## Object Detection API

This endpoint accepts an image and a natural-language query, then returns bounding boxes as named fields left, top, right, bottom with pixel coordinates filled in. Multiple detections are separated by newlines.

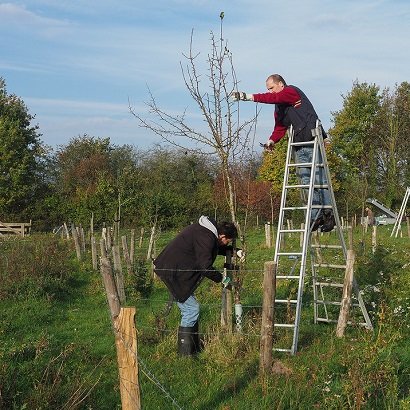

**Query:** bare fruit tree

left=129, top=15, right=257, bottom=233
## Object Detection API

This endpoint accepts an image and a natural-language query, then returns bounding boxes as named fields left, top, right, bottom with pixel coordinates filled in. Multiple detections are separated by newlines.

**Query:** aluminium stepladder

left=272, top=122, right=373, bottom=355
left=391, top=187, right=410, bottom=238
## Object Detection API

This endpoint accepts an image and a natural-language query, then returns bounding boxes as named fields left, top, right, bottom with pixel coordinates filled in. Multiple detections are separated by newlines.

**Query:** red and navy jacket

left=253, top=85, right=326, bottom=144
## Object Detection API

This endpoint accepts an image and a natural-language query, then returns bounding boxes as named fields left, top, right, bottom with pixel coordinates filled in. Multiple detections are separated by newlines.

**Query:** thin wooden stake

left=113, top=245, right=126, bottom=304
left=100, top=256, right=120, bottom=321
left=372, top=225, right=377, bottom=253
left=336, top=250, right=355, bottom=338
left=265, top=223, right=272, bottom=248
left=122, top=235, right=133, bottom=276
left=91, top=236, right=98, bottom=270
left=71, top=223, right=82, bottom=261
left=260, top=261, right=276, bottom=374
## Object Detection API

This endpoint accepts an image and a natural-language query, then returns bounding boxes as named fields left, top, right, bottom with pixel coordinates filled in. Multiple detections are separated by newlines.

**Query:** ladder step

left=314, top=282, right=343, bottom=288
left=290, top=141, right=315, bottom=147
left=273, top=323, right=296, bottom=328
left=276, top=252, right=303, bottom=256
left=276, top=275, right=300, bottom=280
left=311, top=244, right=343, bottom=249
left=315, top=300, right=361, bottom=307
left=279, top=229, right=305, bottom=233
left=288, top=162, right=325, bottom=168
left=314, top=263, right=347, bottom=269
left=273, top=348, right=293, bottom=353
left=316, top=318, right=370, bottom=327
left=283, top=206, right=308, bottom=210
left=311, top=205, right=333, bottom=209
left=285, top=184, right=329, bottom=189
left=275, top=299, right=297, bottom=304
left=285, top=184, right=310, bottom=189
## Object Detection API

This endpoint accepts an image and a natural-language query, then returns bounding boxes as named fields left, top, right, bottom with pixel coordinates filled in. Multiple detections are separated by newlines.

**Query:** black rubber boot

left=177, top=325, right=197, bottom=356
left=177, top=321, right=201, bottom=356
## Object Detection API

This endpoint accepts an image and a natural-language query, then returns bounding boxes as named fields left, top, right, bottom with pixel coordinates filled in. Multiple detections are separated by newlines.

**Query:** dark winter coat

left=153, top=217, right=224, bottom=303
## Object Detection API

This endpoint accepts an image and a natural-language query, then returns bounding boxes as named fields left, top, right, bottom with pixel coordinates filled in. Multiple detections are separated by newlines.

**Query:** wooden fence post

left=130, top=229, right=135, bottom=266
left=106, top=227, right=112, bottom=252
left=372, top=225, right=377, bottom=253
left=122, top=235, right=134, bottom=276
left=100, top=257, right=121, bottom=321
left=336, top=250, right=355, bottom=338
left=407, top=217, right=410, bottom=238
left=115, top=307, right=141, bottom=410
left=100, top=238, right=107, bottom=259
left=112, top=245, right=126, bottom=304
left=260, top=261, right=276, bottom=375
left=265, top=223, right=272, bottom=248
left=80, top=226, right=86, bottom=253
left=138, top=227, right=144, bottom=248
left=63, top=222, right=70, bottom=239
left=91, top=236, right=98, bottom=270
left=348, top=226, right=353, bottom=251
left=71, top=224, right=82, bottom=261
left=146, top=225, right=156, bottom=261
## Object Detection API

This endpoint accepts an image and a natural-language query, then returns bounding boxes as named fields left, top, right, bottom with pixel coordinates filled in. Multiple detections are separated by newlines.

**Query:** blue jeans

left=293, top=146, right=331, bottom=221
left=177, top=295, right=200, bottom=327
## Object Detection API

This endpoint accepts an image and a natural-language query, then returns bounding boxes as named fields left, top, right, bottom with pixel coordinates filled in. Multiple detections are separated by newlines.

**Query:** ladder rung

left=285, top=184, right=310, bottom=189
left=291, top=141, right=315, bottom=146
left=316, top=318, right=369, bottom=327
left=311, top=244, right=343, bottom=249
left=288, top=162, right=324, bottom=168
left=276, top=252, right=303, bottom=256
left=273, top=323, right=296, bottom=328
left=315, top=282, right=343, bottom=288
left=285, top=184, right=329, bottom=189
left=311, top=205, right=333, bottom=209
left=283, top=206, right=308, bottom=210
left=315, top=300, right=362, bottom=308
left=280, top=229, right=305, bottom=233
left=273, top=348, right=293, bottom=353
left=315, top=300, right=342, bottom=306
left=276, top=275, right=300, bottom=280
left=314, top=263, right=347, bottom=269
left=275, top=299, right=297, bottom=304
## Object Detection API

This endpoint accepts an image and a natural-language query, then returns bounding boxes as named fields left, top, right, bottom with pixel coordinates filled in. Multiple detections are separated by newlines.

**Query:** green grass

left=0, top=225, right=409, bottom=409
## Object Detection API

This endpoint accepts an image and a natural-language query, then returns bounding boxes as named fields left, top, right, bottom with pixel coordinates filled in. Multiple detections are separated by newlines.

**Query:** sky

left=1, top=0, right=409, bottom=151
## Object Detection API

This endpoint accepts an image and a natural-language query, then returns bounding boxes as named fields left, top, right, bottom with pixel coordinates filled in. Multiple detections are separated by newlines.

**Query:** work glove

left=222, top=275, right=231, bottom=288
left=236, top=249, right=246, bottom=263
left=261, top=140, right=275, bottom=151
left=230, top=91, right=253, bottom=102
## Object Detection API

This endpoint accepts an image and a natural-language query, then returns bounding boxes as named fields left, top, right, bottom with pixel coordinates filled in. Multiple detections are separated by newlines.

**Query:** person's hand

left=230, top=91, right=253, bottom=102
left=236, top=249, right=246, bottom=263
left=261, top=140, right=275, bottom=151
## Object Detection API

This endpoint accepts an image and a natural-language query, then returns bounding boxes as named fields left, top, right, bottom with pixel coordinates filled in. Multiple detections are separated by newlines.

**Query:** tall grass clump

left=0, top=234, right=75, bottom=300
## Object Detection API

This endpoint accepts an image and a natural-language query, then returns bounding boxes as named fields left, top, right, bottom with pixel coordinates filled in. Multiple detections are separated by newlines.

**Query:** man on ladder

left=231, top=75, right=372, bottom=354
left=231, top=73, right=335, bottom=232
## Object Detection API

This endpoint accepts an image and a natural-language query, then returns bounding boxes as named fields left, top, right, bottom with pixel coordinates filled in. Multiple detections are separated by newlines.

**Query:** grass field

left=1, top=224, right=409, bottom=409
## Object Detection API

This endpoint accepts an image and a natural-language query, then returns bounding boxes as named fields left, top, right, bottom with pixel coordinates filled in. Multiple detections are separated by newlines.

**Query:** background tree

left=0, top=77, right=48, bottom=222
left=53, top=136, right=128, bottom=225
left=328, top=81, right=381, bottom=213
left=329, top=80, right=410, bottom=213
left=372, top=82, right=410, bottom=208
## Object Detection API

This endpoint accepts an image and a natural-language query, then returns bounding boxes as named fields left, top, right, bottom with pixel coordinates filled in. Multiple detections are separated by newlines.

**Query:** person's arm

left=269, top=112, right=288, bottom=143
left=193, top=233, right=222, bottom=283
left=253, top=86, right=301, bottom=105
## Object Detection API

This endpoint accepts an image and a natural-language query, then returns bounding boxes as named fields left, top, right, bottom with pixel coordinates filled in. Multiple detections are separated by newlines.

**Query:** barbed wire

left=137, top=355, right=184, bottom=410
